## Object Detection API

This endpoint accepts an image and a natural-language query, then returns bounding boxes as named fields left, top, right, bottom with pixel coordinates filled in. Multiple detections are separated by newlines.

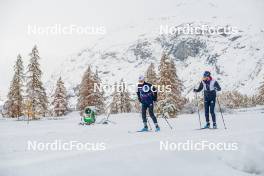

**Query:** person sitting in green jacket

left=83, top=107, right=96, bottom=124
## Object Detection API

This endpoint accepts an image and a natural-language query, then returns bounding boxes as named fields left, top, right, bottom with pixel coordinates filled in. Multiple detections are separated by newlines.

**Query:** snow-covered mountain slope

left=46, top=0, right=264, bottom=99
left=1, top=107, right=264, bottom=176
left=0, top=95, right=4, bottom=114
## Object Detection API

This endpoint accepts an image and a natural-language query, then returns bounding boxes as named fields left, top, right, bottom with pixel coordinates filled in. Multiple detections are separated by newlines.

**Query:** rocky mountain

left=46, top=1, right=264, bottom=104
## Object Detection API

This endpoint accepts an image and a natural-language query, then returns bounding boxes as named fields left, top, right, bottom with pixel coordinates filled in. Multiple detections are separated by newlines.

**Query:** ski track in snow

left=0, top=107, right=264, bottom=176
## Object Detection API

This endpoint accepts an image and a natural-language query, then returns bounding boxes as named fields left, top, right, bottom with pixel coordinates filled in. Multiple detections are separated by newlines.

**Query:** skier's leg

left=210, top=98, right=216, bottom=124
left=141, top=104, right=148, bottom=128
left=148, top=104, right=158, bottom=124
left=204, top=100, right=210, bottom=123
left=148, top=104, right=159, bottom=131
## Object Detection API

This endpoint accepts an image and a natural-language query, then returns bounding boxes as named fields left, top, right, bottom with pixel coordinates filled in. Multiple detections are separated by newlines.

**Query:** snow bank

left=0, top=108, right=263, bottom=176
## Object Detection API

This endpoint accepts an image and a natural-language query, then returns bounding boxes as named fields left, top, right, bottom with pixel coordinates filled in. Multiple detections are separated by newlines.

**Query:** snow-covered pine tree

left=5, top=54, right=24, bottom=118
left=110, top=79, right=132, bottom=114
left=92, top=69, right=105, bottom=114
left=26, top=45, right=48, bottom=119
left=257, top=78, right=264, bottom=105
left=109, top=82, right=119, bottom=114
left=145, top=63, right=158, bottom=85
left=157, top=53, right=185, bottom=117
left=78, top=66, right=94, bottom=111
left=120, top=79, right=132, bottom=113
left=131, top=99, right=141, bottom=112
left=78, top=66, right=104, bottom=112
left=169, top=58, right=186, bottom=107
left=52, top=77, right=68, bottom=116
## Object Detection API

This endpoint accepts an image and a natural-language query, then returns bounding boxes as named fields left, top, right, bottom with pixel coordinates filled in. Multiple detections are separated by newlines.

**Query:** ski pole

left=161, top=113, right=173, bottom=130
left=154, top=102, right=173, bottom=130
left=195, top=92, right=202, bottom=129
left=216, top=97, right=227, bottom=129
left=147, top=118, right=152, bottom=130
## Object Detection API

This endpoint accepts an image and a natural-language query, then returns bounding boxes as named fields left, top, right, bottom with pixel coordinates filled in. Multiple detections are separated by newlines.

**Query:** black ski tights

left=204, top=98, right=216, bottom=123
left=142, top=104, right=158, bottom=124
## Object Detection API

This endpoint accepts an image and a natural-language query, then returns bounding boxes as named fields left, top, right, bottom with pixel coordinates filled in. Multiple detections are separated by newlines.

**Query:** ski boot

left=213, top=123, right=217, bottom=129
left=203, top=123, right=210, bottom=129
left=155, top=125, right=160, bottom=132
left=139, top=126, right=149, bottom=132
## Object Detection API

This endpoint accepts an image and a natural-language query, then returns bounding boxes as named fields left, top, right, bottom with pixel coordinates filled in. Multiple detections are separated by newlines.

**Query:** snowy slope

left=0, top=96, right=4, bottom=115
left=46, top=0, right=264, bottom=101
left=0, top=107, right=264, bottom=176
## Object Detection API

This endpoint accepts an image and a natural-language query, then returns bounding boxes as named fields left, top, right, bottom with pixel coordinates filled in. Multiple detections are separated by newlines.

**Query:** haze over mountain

left=1, top=0, right=263, bottom=102
left=46, top=0, right=264, bottom=103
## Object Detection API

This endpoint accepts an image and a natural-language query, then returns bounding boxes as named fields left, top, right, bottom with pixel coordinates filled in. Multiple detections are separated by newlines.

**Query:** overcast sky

left=0, top=0, right=179, bottom=97
left=0, top=0, right=263, bottom=98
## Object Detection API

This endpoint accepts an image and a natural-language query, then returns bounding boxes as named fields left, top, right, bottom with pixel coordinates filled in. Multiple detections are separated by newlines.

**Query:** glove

left=193, top=89, right=198, bottom=92
left=214, top=88, right=220, bottom=91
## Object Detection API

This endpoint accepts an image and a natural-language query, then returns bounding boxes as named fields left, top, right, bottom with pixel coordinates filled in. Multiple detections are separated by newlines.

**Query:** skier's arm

left=194, top=82, right=203, bottom=92
left=137, top=85, right=141, bottom=102
left=152, top=85, right=157, bottom=101
left=214, top=81, right=221, bottom=91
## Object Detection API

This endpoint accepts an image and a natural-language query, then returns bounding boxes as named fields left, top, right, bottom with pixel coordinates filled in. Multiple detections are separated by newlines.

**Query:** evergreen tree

left=6, top=54, right=24, bottom=117
left=145, top=63, right=157, bottom=85
left=77, top=66, right=105, bottom=113
left=92, top=69, right=105, bottom=114
left=257, top=78, right=264, bottom=105
left=119, top=80, right=132, bottom=113
left=110, top=79, right=132, bottom=114
left=78, top=66, right=94, bottom=110
left=157, top=53, right=185, bottom=117
left=169, top=58, right=185, bottom=106
left=110, top=82, right=119, bottom=114
left=52, top=77, right=68, bottom=116
left=26, top=45, right=48, bottom=119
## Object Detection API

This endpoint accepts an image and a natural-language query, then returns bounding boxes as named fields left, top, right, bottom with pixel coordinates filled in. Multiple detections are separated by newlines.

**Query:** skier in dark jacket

left=194, top=71, right=221, bottom=129
left=137, top=75, right=160, bottom=132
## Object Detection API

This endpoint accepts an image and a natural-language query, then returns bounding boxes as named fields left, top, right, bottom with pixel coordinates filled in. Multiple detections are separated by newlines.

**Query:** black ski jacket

left=137, top=82, right=157, bottom=103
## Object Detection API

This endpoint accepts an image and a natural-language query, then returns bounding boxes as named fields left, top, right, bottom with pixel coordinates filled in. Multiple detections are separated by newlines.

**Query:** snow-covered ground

left=0, top=107, right=264, bottom=176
